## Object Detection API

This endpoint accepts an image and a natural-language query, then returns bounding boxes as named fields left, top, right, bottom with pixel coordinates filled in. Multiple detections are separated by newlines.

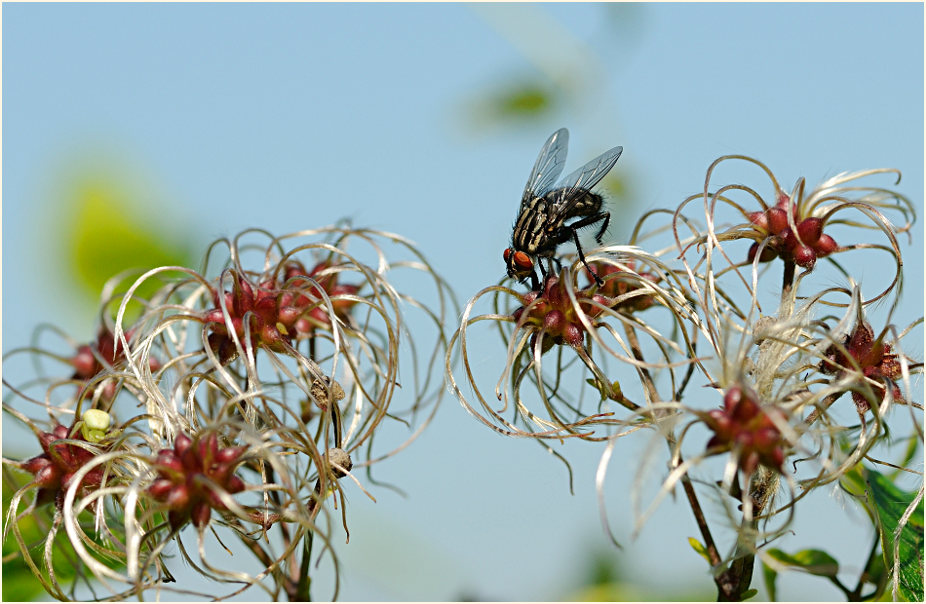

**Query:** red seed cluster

left=512, top=274, right=609, bottom=349
left=283, top=261, right=361, bottom=331
left=585, top=261, right=661, bottom=312
left=70, top=327, right=160, bottom=399
left=703, top=385, right=786, bottom=475
left=148, top=432, right=246, bottom=530
left=747, top=192, right=837, bottom=269
left=204, top=261, right=360, bottom=361
left=820, top=322, right=905, bottom=413
left=21, top=424, right=106, bottom=509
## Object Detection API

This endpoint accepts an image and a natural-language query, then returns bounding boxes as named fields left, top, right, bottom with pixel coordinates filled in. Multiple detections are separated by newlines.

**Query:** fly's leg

left=593, top=212, right=610, bottom=244
left=559, top=212, right=609, bottom=285
left=572, top=231, right=602, bottom=286
left=534, top=257, right=553, bottom=290
left=528, top=268, right=541, bottom=292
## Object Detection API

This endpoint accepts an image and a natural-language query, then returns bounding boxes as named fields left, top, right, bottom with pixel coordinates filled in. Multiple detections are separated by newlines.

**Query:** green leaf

left=586, top=378, right=622, bottom=403
left=863, top=468, right=924, bottom=602
left=688, top=537, right=711, bottom=564
left=483, top=81, right=554, bottom=120
left=3, top=473, right=129, bottom=599
left=896, top=435, right=921, bottom=477
left=840, top=462, right=868, bottom=499
left=761, top=559, right=779, bottom=601
left=2, top=480, right=73, bottom=600
left=765, top=547, right=839, bottom=578
left=50, top=168, right=197, bottom=319
left=741, top=588, right=758, bottom=600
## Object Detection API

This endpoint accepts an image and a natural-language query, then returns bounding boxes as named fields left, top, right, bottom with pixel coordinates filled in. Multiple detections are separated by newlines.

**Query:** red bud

left=165, top=485, right=191, bottom=510
left=748, top=211, right=769, bottom=230
left=148, top=478, right=174, bottom=500
left=34, top=464, right=62, bottom=488
left=796, top=217, right=823, bottom=245
left=191, top=501, right=212, bottom=528
left=563, top=323, right=584, bottom=348
left=793, top=245, right=817, bottom=269
left=766, top=207, right=789, bottom=234
left=814, top=234, right=837, bottom=257
left=543, top=310, right=566, bottom=332
left=215, top=446, right=244, bottom=465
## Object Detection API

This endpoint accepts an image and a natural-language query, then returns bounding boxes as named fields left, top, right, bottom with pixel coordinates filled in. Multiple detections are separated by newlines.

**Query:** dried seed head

left=326, top=447, right=352, bottom=478
left=310, top=376, right=346, bottom=411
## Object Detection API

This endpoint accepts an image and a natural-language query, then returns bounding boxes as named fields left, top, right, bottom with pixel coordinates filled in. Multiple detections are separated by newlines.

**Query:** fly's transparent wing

left=548, top=144, right=623, bottom=210
left=520, top=128, right=569, bottom=210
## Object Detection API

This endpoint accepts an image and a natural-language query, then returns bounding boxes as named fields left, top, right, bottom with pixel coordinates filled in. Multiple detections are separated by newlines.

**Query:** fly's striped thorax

left=513, top=197, right=556, bottom=254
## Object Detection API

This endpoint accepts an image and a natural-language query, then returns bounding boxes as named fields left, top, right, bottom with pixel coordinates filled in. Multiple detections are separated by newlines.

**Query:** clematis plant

left=3, top=225, right=454, bottom=601
left=448, top=156, right=922, bottom=601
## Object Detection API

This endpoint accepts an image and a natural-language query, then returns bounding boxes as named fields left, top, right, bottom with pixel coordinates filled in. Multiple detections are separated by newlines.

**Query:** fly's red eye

left=513, top=251, right=533, bottom=270
left=503, top=248, right=513, bottom=262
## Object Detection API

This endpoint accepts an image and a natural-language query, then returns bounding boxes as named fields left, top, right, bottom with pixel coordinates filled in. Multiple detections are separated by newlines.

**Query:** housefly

left=504, top=128, right=623, bottom=290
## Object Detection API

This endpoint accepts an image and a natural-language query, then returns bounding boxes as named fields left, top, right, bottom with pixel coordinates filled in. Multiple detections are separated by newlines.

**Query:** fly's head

left=504, top=247, right=536, bottom=285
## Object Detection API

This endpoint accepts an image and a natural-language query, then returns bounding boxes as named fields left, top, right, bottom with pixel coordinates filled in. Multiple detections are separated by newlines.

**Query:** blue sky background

left=3, top=3, right=923, bottom=601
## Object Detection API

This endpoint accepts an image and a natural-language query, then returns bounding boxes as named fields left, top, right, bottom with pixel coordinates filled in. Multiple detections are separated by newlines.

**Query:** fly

left=504, top=128, right=623, bottom=290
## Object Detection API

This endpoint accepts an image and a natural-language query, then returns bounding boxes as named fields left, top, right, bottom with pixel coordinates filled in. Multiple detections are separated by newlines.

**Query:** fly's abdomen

left=546, top=188, right=603, bottom=217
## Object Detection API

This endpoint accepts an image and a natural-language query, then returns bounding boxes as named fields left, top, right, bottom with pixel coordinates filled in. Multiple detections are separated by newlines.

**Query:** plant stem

left=716, top=464, right=779, bottom=600
left=678, top=458, right=723, bottom=567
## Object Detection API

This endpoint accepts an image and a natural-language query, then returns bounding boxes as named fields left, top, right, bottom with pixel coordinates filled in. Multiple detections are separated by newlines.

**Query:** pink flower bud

left=148, top=478, right=174, bottom=500
left=796, top=217, right=823, bottom=245
left=747, top=242, right=777, bottom=263
left=277, top=305, right=301, bottom=327
left=22, top=455, right=53, bottom=476
left=226, top=475, right=245, bottom=494
left=202, top=309, right=226, bottom=324
left=563, top=322, right=584, bottom=348
left=191, top=501, right=212, bottom=528
left=156, top=449, right=181, bottom=470
left=166, top=484, right=191, bottom=510
left=748, top=211, right=769, bottom=230
left=723, top=386, right=743, bottom=410
left=793, top=245, right=817, bottom=269
left=766, top=207, right=789, bottom=234
left=814, top=234, right=837, bottom=257
left=232, top=278, right=254, bottom=314
left=261, top=324, right=284, bottom=346
left=753, top=427, right=781, bottom=449
left=72, top=345, right=98, bottom=378
left=543, top=310, right=566, bottom=332
left=766, top=447, right=785, bottom=469
left=174, top=433, right=192, bottom=452
left=775, top=191, right=790, bottom=209
left=254, top=295, right=277, bottom=318
left=199, top=433, right=219, bottom=461
left=34, top=463, right=62, bottom=488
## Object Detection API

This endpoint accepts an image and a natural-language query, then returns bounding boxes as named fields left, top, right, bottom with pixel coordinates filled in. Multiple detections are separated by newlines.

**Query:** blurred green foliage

left=50, top=168, right=197, bottom=321
left=837, top=462, right=924, bottom=602
left=2, top=474, right=76, bottom=601
left=559, top=546, right=714, bottom=601
left=470, top=78, right=556, bottom=124
left=857, top=468, right=923, bottom=601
